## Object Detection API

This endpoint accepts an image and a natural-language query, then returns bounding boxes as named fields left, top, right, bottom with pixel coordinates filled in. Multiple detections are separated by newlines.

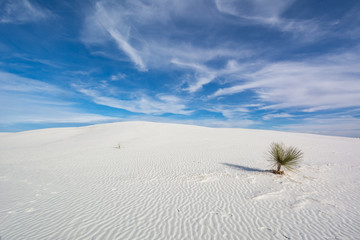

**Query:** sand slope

left=1, top=121, right=360, bottom=239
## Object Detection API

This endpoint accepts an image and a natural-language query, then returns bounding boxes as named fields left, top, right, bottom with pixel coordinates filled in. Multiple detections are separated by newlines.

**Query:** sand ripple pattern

left=1, top=122, right=360, bottom=239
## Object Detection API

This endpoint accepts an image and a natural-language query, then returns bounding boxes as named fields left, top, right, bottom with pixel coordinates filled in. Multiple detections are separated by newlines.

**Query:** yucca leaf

left=268, top=142, right=303, bottom=173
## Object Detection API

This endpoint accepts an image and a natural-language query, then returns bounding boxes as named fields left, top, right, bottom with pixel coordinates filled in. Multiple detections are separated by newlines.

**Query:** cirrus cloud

left=0, top=0, right=52, bottom=24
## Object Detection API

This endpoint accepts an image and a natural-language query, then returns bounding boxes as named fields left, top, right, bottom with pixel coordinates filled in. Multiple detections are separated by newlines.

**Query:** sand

left=0, top=121, right=359, bottom=239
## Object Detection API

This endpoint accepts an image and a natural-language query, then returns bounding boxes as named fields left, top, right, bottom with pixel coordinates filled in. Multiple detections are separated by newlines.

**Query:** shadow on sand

left=221, top=163, right=270, bottom=173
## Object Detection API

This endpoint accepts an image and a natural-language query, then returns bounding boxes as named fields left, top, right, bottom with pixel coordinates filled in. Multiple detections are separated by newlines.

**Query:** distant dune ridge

left=0, top=121, right=359, bottom=239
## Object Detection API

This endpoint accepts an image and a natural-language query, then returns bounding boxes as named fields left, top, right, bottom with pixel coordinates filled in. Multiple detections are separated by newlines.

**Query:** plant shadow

left=221, top=163, right=270, bottom=173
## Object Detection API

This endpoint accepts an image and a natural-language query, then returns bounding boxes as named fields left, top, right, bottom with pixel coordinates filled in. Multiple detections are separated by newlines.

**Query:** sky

left=0, top=0, right=360, bottom=137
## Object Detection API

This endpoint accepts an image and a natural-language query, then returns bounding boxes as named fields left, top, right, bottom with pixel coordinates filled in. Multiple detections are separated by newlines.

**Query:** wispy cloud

left=9, top=54, right=62, bottom=68
left=339, top=5, right=360, bottom=40
left=120, top=115, right=257, bottom=129
left=0, top=71, right=64, bottom=94
left=212, top=49, right=360, bottom=112
left=279, top=115, right=360, bottom=137
left=215, top=0, right=323, bottom=41
left=168, top=118, right=257, bottom=129
left=76, top=87, right=193, bottom=115
left=107, top=28, right=147, bottom=71
left=171, top=59, right=217, bottom=93
left=262, top=113, right=293, bottom=120
left=81, top=0, right=357, bottom=97
left=0, top=0, right=52, bottom=24
left=0, top=97, right=118, bottom=125
left=205, top=105, right=249, bottom=119
left=110, top=73, right=126, bottom=81
left=0, top=71, right=117, bottom=125
left=82, top=1, right=146, bottom=70
left=1, top=0, right=359, bottom=137
left=171, top=58, right=256, bottom=93
left=82, top=0, right=253, bottom=87
left=215, top=0, right=294, bottom=23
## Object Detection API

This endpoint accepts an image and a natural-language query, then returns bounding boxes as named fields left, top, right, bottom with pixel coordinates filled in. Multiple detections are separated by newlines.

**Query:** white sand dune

left=1, top=121, right=360, bottom=239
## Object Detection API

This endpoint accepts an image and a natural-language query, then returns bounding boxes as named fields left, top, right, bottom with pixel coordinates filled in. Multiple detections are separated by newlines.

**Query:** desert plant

left=267, top=142, right=303, bottom=174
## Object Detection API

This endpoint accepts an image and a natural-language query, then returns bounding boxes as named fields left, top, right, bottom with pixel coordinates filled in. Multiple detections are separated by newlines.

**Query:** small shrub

left=267, top=142, right=303, bottom=174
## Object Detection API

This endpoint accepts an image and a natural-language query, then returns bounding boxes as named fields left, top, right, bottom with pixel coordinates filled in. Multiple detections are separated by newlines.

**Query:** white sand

left=1, top=121, right=359, bottom=239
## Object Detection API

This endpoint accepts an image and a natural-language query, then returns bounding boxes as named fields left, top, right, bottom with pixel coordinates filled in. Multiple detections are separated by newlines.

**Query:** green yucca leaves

left=268, top=142, right=303, bottom=173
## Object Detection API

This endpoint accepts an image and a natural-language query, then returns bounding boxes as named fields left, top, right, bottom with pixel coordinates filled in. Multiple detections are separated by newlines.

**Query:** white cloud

left=215, top=0, right=294, bottom=23
left=0, top=71, right=64, bottom=94
left=0, top=106, right=118, bottom=125
left=79, top=0, right=359, bottom=138
left=76, top=88, right=193, bottom=115
left=81, top=0, right=253, bottom=90
left=106, top=28, right=146, bottom=71
left=171, top=59, right=217, bottom=92
left=0, top=0, right=52, bottom=24
left=122, top=115, right=257, bottom=129
left=262, top=113, right=293, bottom=120
left=171, top=58, right=255, bottom=93
left=212, top=49, right=360, bottom=112
left=278, top=116, right=360, bottom=137
left=173, top=118, right=257, bottom=128
left=83, top=1, right=146, bottom=70
left=0, top=92, right=118, bottom=125
left=205, top=105, right=249, bottom=119
left=211, top=80, right=264, bottom=98
left=0, top=72, right=117, bottom=125
left=215, top=0, right=323, bottom=41
left=110, top=73, right=126, bottom=81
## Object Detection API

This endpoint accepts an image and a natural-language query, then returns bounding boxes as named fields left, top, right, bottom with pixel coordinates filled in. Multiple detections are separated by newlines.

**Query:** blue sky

left=1, top=0, right=360, bottom=137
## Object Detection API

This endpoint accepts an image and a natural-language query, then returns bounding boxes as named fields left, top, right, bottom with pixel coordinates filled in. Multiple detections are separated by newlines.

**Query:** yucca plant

left=268, top=142, right=303, bottom=174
